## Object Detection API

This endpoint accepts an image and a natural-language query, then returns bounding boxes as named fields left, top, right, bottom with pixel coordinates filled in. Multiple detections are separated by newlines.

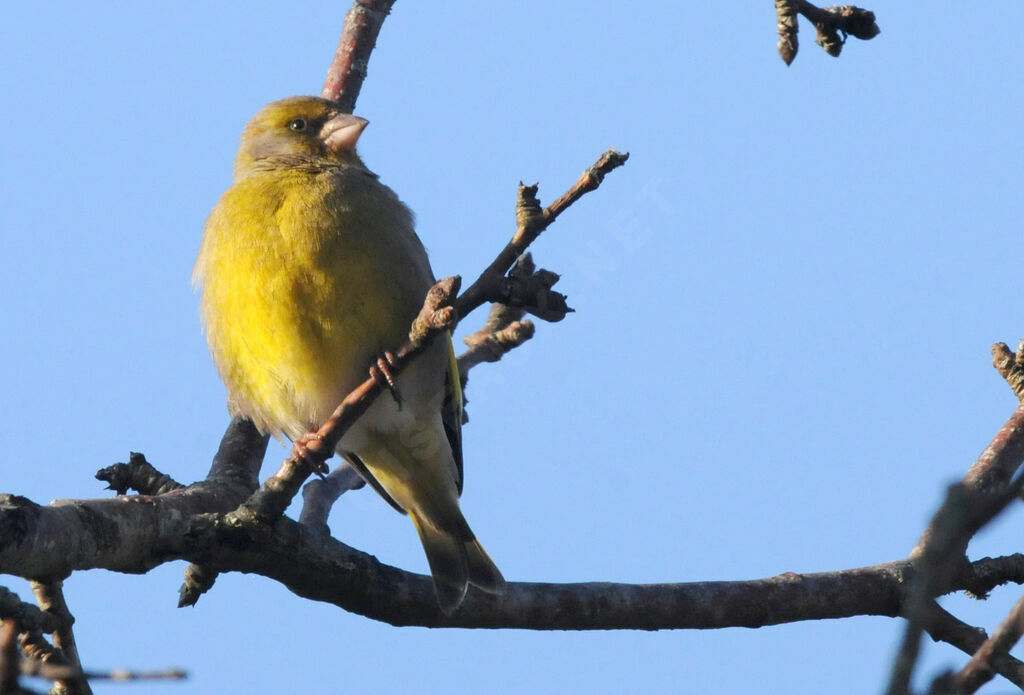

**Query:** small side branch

left=298, top=465, right=365, bottom=529
left=29, top=581, right=89, bottom=695
left=887, top=348, right=1024, bottom=693
left=915, top=602, right=1024, bottom=689
left=236, top=150, right=627, bottom=524
left=993, top=340, right=1024, bottom=403
left=952, top=592, right=1024, bottom=692
left=0, top=590, right=57, bottom=636
left=177, top=563, right=219, bottom=608
left=454, top=149, right=628, bottom=318
left=775, top=1, right=880, bottom=64
left=95, top=453, right=184, bottom=496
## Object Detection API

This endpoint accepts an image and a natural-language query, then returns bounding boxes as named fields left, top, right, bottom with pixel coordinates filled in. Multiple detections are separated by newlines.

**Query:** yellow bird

left=193, top=96, right=504, bottom=613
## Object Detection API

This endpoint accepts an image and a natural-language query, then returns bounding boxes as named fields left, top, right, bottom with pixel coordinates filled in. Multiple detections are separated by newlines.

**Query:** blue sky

left=3, top=2, right=1024, bottom=693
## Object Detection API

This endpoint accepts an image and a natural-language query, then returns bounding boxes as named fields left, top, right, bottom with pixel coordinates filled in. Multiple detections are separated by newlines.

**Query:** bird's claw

left=369, top=351, right=403, bottom=408
left=291, top=431, right=331, bottom=477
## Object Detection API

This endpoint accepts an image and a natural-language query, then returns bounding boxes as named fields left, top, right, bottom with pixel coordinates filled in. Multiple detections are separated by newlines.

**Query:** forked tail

left=410, top=511, right=505, bottom=614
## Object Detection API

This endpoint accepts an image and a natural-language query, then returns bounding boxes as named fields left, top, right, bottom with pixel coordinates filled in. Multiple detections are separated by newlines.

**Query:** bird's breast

left=197, top=167, right=436, bottom=437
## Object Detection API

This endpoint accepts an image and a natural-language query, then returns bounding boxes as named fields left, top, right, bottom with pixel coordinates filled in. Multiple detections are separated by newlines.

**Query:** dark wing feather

left=441, top=333, right=465, bottom=494
left=341, top=451, right=406, bottom=514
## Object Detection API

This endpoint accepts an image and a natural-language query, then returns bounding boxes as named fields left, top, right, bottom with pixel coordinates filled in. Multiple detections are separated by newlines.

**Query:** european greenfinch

left=193, top=96, right=504, bottom=613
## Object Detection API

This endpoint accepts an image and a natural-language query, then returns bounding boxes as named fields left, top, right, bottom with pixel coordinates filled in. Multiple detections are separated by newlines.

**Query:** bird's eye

left=288, top=118, right=308, bottom=132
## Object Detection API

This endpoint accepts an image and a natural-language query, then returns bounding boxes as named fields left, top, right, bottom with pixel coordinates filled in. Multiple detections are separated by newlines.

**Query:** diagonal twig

left=951, top=591, right=1024, bottom=692
left=30, top=581, right=90, bottom=695
left=887, top=350, right=1024, bottom=693
left=238, top=150, right=627, bottom=523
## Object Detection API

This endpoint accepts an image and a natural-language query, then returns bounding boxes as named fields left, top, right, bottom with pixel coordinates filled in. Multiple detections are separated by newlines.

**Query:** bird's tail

left=410, top=511, right=505, bottom=615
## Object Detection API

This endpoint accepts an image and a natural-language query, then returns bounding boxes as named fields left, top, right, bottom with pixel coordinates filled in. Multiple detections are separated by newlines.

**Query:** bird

left=193, top=95, right=505, bottom=613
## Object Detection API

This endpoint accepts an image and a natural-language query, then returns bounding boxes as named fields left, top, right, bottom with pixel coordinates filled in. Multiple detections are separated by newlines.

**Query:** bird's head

left=234, top=96, right=369, bottom=178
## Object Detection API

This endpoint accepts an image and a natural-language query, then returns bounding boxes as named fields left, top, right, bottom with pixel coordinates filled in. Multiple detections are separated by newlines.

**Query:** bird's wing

left=441, top=331, right=465, bottom=494
left=342, top=451, right=406, bottom=514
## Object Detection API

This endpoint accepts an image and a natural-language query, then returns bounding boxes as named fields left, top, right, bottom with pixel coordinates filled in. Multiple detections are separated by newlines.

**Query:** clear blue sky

left=3, top=2, right=1024, bottom=693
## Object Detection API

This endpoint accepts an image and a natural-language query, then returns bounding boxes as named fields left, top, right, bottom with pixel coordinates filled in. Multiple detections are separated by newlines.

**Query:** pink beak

left=322, top=113, right=369, bottom=153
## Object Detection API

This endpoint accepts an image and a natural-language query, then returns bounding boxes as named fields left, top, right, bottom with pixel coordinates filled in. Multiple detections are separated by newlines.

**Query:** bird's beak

left=321, top=113, right=369, bottom=153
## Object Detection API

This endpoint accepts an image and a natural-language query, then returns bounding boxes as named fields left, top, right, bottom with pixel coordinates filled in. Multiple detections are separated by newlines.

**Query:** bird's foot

left=291, top=431, right=331, bottom=477
left=369, top=351, right=403, bottom=409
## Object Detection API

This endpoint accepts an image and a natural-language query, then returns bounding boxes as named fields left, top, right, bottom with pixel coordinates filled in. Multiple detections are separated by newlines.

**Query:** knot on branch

left=775, top=0, right=799, bottom=65
left=992, top=341, right=1024, bottom=402
left=777, top=2, right=879, bottom=64
left=815, top=5, right=880, bottom=56
left=178, top=563, right=218, bottom=608
left=0, top=588, right=58, bottom=635
left=95, top=452, right=184, bottom=496
left=0, top=495, right=40, bottom=545
left=831, top=5, right=880, bottom=40
left=409, top=276, right=461, bottom=346
left=815, top=23, right=843, bottom=57
left=513, top=184, right=544, bottom=246
left=960, top=554, right=1024, bottom=600
left=496, top=253, right=572, bottom=322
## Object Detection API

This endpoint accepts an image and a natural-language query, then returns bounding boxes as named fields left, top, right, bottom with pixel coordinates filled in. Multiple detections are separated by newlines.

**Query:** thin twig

left=458, top=307, right=535, bottom=379
left=20, top=661, right=185, bottom=683
left=952, top=592, right=1024, bottom=692
left=457, top=254, right=539, bottom=380
left=30, top=581, right=89, bottom=695
left=889, top=404, right=1024, bottom=694
left=455, top=150, right=629, bottom=316
left=916, top=601, right=1024, bottom=689
left=238, top=150, right=627, bottom=522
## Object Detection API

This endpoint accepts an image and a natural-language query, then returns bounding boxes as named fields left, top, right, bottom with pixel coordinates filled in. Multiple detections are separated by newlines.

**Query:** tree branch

left=29, top=581, right=89, bottom=695
left=95, top=453, right=184, bottom=496
left=775, top=1, right=880, bottom=64
left=915, top=602, right=1024, bottom=690
left=298, top=465, right=365, bottom=530
left=175, top=499, right=1024, bottom=631
left=321, top=0, right=397, bottom=112
left=237, top=149, right=627, bottom=524
left=952, top=592, right=1024, bottom=692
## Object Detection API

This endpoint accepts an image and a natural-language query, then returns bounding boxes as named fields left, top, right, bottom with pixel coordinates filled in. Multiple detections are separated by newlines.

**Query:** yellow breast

left=193, top=164, right=434, bottom=438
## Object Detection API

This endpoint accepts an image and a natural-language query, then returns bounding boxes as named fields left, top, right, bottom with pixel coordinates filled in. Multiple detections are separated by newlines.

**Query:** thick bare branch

left=321, top=0, right=397, bottom=112
left=176, top=504, right=1024, bottom=631
left=0, top=470, right=257, bottom=580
